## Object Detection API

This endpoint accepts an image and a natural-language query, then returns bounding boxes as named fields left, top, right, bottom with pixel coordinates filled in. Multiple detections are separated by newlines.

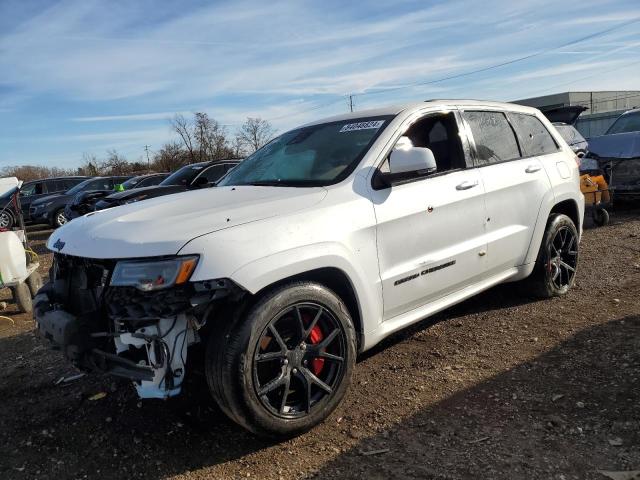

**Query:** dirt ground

left=1, top=212, right=639, bottom=480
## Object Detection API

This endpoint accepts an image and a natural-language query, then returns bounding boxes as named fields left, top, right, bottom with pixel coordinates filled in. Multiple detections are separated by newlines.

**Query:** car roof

left=24, top=175, right=87, bottom=184
left=129, top=172, right=169, bottom=178
left=618, top=108, right=640, bottom=117
left=303, top=99, right=540, bottom=127
left=206, top=159, right=242, bottom=164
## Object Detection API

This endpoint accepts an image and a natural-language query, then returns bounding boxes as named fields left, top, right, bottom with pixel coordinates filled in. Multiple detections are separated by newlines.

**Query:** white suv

left=35, top=100, right=584, bottom=437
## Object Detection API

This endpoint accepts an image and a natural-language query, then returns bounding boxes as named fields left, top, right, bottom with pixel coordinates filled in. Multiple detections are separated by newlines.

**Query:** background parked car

left=30, top=176, right=130, bottom=227
left=65, top=172, right=169, bottom=221
left=542, top=106, right=589, bottom=158
left=117, top=172, right=170, bottom=190
left=584, top=108, right=640, bottom=201
left=94, top=160, right=240, bottom=211
left=0, top=176, right=86, bottom=229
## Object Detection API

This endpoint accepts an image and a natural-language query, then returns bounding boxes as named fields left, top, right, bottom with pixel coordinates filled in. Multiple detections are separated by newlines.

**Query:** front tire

left=0, top=210, right=14, bottom=229
left=52, top=209, right=67, bottom=228
left=26, top=271, right=43, bottom=297
left=11, top=283, right=33, bottom=313
left=205, top=282, right=357, bottom=438
left=527, top=213, right=579, bottom=298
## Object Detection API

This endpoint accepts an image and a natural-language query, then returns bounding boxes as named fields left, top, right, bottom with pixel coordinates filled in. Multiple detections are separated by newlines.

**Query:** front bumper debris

left=35, top=252, right=241, bottom=399
left=35, top=286, right=156, bottom=384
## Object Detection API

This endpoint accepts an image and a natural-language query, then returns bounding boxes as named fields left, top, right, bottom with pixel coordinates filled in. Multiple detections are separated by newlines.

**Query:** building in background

left=514, top=91, right=640, bottom=138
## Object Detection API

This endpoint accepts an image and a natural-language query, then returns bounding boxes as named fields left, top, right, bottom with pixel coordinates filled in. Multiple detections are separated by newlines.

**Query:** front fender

left=178, top=199, right=382, bottom=338
left=233, top=243, right=382, bottom=340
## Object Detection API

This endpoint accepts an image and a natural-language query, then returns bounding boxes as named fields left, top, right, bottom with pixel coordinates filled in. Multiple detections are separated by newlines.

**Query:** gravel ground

left=1, top=212, right=639, bottom=480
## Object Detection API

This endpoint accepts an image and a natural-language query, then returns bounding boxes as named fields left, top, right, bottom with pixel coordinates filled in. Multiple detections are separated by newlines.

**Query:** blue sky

left=1, top=0, right=639, bottom=168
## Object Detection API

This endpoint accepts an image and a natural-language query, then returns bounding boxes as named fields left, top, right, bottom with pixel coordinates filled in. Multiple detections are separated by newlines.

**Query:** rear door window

left=462, top=111, right=521, bottom=166
left=509, top=113, right=559, bottom=157
left=52, top=180, right=69, bottom=192
left=66, top=178, right=84, bottom=189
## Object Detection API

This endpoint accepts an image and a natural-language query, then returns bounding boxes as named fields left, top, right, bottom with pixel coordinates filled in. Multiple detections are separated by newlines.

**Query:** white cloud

left=3, top=0, right=640, bottom=166
left=72, top=112, right=186, bottom=122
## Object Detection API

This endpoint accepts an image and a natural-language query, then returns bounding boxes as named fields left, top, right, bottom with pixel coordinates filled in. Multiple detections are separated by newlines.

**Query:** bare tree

left=78, top=152, right=101, bottom=176
left=153, top=141, right=188, bottom=172
left=237, top=117, right=275, bottom=153
left=102, top=149, right=130, bottom=175
left=172, top=114, right=197, bottom=163
left=173, top=112, right=233, bottom=163
left=231, top=133, right=246, bottom=158
left=194, top=112, right=234, bottom=160
left=0, top=165, right=75, bottom=182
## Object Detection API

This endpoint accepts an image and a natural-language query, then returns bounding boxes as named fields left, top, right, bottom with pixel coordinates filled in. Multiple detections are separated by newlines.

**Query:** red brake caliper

left=308, top=324, right=325, bottom=375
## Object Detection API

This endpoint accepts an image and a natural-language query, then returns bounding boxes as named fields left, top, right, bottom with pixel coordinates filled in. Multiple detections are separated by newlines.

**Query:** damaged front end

left=35, top=253, right=241, bottom=399
left=587, top=131, right=640, bottom=199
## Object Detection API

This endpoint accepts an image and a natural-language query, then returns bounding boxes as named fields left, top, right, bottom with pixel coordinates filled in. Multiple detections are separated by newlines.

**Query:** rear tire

left=205, top=282, right=356, bottom=438
left=526, top=214, right=579, bottom=298
left=592, top=207, right=609, bottom=227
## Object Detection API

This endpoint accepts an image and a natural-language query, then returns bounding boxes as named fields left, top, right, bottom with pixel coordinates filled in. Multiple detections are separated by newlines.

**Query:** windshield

left=219, top=116, right=392, bottom=187
left=66, top=178, right=97, bottom=195
left=160, top=163, right=207, bottom=186
left=121, top=176, right=144, bottom=189
left=606, top=111, right=640, bottom=135
left=554, top=124, right=586, bottom=146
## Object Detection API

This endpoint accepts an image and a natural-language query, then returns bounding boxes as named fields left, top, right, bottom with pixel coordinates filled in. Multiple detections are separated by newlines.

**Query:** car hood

left=48, top=186, right=328, bottom=259
left=587, top=131, right=640, bottom=159
left=31, top=194, right=66, bottom=206
left=105, top=184, right=184, bottom=201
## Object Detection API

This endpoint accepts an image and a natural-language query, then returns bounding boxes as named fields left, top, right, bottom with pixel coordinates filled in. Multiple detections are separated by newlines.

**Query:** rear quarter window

left=509, top=113, right=559, bottom=157
left=462, top=111, right=521, bottom=165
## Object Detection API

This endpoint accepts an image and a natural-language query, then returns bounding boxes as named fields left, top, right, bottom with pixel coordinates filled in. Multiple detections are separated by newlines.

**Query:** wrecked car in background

left=585, top=108, right=640, bottom=200
left=543, top=106, right=589, bottom=158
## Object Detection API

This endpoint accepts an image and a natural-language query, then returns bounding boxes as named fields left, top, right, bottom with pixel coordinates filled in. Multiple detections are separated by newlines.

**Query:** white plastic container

left=0, top=176, right=19, bottom=197
left=0, top=230, right=27, bottom=286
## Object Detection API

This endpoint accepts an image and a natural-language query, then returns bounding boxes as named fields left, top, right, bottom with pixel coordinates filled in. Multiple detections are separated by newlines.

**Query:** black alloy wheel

left=206, top=281, right=356, bottom=437
left=526, top=213, right=579, bottom=298
left=548, top=225, right=578, bottom=290
left=253, top=302, right=346, bottom=418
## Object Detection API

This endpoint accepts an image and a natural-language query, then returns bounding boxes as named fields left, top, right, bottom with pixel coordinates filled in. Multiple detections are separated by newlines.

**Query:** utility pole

left=348, top=95, right=354, bottom=113
left=144, top=145, right=151, bottom=171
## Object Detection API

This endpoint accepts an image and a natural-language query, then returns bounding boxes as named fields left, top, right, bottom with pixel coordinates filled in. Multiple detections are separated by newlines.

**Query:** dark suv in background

left=94, top=160, right=240, bottom=211
left=0, top=176, right=86, bottom=228
left=30, top=176, right=130, bottom=227
left=65, top=172, right=170, bottom=221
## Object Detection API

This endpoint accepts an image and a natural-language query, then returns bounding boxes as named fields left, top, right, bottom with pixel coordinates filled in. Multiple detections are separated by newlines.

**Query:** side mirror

left=389, top=145, right=437, bottom=175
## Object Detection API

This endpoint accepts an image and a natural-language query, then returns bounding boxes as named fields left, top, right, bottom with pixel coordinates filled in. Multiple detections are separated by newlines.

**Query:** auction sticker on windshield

left=339, top=120, right=385, bottom=133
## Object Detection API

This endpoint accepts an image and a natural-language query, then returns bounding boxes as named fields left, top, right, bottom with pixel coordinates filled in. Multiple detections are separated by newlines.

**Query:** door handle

left=456, top=180, right=479, bottom=191
left=525, top=165, right=542, bottom=173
